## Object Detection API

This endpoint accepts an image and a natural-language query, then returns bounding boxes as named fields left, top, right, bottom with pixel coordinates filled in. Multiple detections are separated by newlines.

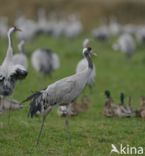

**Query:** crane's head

left=13, top=26, right=22, bottom=32
left=8, top=26, right=21, bottom=36
left=83, top=47, right=92, bottom=58
left=83, top=47, right=96, bottom=58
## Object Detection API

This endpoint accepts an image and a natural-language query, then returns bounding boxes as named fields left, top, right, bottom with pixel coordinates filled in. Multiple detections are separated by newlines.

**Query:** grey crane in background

left=13, top=40, right=28, bottom=69
left=31, top=48, right=60, bottom=76
left=112, top=33, right=136, bottom=58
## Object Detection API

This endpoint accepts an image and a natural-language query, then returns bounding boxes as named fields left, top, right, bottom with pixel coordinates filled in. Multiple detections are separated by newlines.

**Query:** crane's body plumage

left=28, top=67, right=91, bottom=117
left=76, top=58, right=96, bottom=86
left=46, top=69, right=90, bottom=103
left=24, top=47, right=93, bottom=144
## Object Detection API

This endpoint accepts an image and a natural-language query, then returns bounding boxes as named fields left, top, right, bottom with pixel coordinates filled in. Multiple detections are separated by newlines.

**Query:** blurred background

left=0, top=0, right=145, bottom=30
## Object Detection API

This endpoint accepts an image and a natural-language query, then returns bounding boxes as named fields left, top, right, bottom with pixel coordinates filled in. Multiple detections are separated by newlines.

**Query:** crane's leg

left=8, top=107, right=11, bottom=125
left=36, top=115, right=46, bottom=145
left=36, top=106, right=52, bottom=145
left=89, top=84, right=93, bottom=94
left=7, top=99, right=12, bottom=125
left=64, top=105, right=71, bottom=145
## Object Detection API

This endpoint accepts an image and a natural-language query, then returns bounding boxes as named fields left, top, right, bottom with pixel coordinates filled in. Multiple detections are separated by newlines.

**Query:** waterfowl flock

left=103, top=90, right=145, bottom=119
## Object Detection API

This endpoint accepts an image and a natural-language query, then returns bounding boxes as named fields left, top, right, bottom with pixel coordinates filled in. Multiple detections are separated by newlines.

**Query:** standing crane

left=23, top=47, right=95, bottom=144
left=0, top=27, right=28, bottom=96
left=31, top=48, right=60, bottom=76
left=112, top=33, right=136, bottom=58
left=13, top=40, right=28, bottom=69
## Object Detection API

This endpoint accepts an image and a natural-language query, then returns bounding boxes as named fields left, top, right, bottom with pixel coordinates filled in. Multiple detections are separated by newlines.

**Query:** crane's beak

left=92, top=52, right=97, bottom=56
left=16, top=27, right=22, bottom=32
left=90, top=51, right=97, bottom=56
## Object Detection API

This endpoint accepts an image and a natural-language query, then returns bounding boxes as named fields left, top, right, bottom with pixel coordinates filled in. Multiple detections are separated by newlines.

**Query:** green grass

left=1, top=34, right=145, bottom=156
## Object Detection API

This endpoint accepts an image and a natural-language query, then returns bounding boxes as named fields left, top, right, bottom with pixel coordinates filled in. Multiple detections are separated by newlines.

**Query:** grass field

left=0, top=34, right=145, bottom=156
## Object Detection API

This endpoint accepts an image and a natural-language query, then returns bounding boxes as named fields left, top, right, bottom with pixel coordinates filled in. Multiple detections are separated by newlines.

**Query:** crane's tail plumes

left=104, top=90, right=111, bottom=98
left=22, top=91, right=42, bottom=117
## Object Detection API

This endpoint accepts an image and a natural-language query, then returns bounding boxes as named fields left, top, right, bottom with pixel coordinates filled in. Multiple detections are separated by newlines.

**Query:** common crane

left=0, top=27, right=27, bottom=96
left=113, top=33, right=136, bottom=58
left=23, top=47, right=95, bottom=144
left=13, top=40, right=28, bottom=69
left=58, top=39, right=95, bottom=116
left=31, top=48, right=60, bottom=75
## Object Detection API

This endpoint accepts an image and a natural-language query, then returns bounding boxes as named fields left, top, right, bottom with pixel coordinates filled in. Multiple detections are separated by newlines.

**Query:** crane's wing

left=23, top=78, right=77, bottom=117
left=43, top=79, right=77, bottom=105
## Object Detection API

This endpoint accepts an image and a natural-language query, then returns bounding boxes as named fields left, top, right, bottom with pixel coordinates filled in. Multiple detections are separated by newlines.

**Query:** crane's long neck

left=6, top=29, right=14, bottom=59
left=21, top=46, right=24, bottom=53
left=86, top=55, right=93, bottom=70
left=18, top=42, right=25, bottom=53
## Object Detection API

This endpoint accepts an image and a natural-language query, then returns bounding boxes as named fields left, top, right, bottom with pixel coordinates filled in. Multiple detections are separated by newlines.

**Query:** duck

left=136, top=96, right=145, bottom=118
left=103, top=90, right=114, bottom=117
left=116, top=93, right=135, bottom=117
left=57, top=96, right=90, bottom=117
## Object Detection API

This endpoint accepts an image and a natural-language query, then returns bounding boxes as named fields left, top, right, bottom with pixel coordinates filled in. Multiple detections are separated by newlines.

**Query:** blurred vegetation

left=0, top=0, right=145, bottom=29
